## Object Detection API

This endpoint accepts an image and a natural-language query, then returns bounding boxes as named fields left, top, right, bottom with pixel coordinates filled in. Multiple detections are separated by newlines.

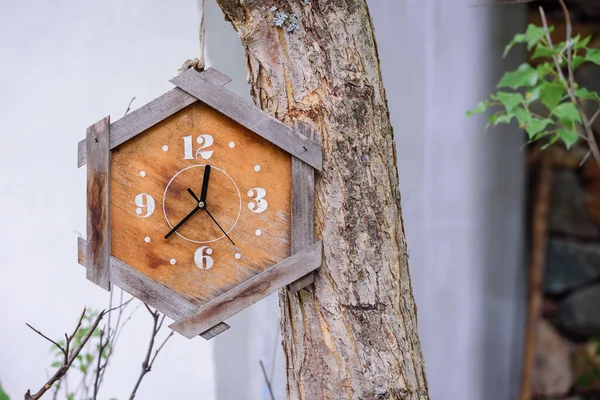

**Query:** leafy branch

left=467, top=0, right=600, bottom=167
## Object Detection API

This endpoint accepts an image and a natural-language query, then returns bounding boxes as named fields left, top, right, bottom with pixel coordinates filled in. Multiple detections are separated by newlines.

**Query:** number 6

left=194, top=246, right=214, bottom=270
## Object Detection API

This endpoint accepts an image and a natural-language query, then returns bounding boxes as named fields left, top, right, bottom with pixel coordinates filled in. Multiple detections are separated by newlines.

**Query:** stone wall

left=533, top=155, right=600, bottom=399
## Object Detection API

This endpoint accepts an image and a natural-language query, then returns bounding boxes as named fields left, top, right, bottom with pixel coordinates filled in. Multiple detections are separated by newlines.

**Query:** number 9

left=134, top=194, right=155, bottom=218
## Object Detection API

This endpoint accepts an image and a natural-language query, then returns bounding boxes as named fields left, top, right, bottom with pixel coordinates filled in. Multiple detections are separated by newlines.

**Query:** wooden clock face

left=110, top=102, right=292, bottom=304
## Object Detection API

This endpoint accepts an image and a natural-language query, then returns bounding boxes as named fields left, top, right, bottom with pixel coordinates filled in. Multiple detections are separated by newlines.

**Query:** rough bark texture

left=213, top=1, right=429, bottom=398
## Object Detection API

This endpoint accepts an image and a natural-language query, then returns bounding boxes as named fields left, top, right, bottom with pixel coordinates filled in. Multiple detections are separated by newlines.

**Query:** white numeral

left=247, top=188, right=268, bottom=213
left=183, top=134, right=214, bottom=160
left=194, top=246, right=214, bottom=270
left=134, top=194, right=155, bottom=218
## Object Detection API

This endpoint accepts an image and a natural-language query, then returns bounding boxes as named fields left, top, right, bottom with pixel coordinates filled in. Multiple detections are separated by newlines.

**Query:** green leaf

left=526, top=87, right=541, bottom=104
left=79, top=365, right=88, bottom=374
left=536, top=62, right=554, bottom=78
left=553, top=102, right=582, bottom=123
left=503, top=33, right=526, bottom=58
left=541, top=134, right=559, bottom=150
left=51, top=361, right=62, bottom=368
left=497, top=92, right=524, bottom=112
left=494, top=113, right=514, bottom=125
left=574, top=34, right=592, bottom=49
left=525, top=24, right=550, bottom=50
left=573, top=56, right=586, bottom=69
left=540, top=82, right=566, bottom=110
left=0, top=381, right=9, bottom=400
left=575, top=87, right=600, bottom=102
left=513, top=107, right=532, bottom=126
left=497, top=64, right=539, bottom=89
left=585, top=48, right=600, bottom=66
left=557, top=128, right=579, bottom=149
left=466, top=100, right=489, bottom=117
left=86, top=353, right=94, bottom=364
left=525, top=118, right=553, bottom=138
left=532, top=44, right=555, bottom=59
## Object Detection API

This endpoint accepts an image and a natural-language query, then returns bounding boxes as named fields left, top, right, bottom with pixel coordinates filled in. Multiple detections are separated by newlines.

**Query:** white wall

left=0, top=1, right=216, bottom=399
left=369, top=1, right=527, bottom=399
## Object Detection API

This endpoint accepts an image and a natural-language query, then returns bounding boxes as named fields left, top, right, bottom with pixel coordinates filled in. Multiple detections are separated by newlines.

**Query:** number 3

left=247, top=188, right=268, bottom=213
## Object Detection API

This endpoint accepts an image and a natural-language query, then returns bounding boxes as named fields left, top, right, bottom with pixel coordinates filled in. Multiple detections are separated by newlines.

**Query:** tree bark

left=213, top=1, right=429, bottom=398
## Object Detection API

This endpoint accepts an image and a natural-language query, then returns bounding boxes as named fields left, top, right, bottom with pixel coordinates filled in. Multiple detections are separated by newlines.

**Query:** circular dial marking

left=163, top=165, right=241, bottom=244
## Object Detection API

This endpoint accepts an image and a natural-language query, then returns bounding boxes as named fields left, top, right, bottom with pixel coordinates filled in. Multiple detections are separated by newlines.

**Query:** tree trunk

left=213, top=1, right=429, bottom=398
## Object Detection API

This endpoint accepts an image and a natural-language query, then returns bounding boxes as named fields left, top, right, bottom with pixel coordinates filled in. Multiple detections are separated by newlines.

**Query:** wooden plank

left=77, top=68, right=232, bottom=167
left=289, top=122, right=317, bottom=292
left=169, top=241, right=323, bottom=339
left=86, top=116, right=111, bottom=291
left=170, top=69, right=323, bottom=171
left=77, top=237, right=230, bottom=339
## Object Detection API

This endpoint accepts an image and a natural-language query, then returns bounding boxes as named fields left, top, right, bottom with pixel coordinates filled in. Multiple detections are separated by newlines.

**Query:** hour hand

left=164, top=204, right=200, bottom=239
left=188, top=188, right=200, bottom=203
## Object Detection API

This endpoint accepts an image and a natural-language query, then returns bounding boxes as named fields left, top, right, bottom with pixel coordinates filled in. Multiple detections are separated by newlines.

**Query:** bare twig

left=25, top=309, right=107, bottom=400
left=590, top=108, right=600, bottom=126
left=520, top=156, right=553, bottom=400
left=25, top=323, right=67, bottom=358
left=539, top=4, right=600, bottom=168
left=92, top=329, right=108, bottom=399
left=149, top=331, right=175, bottom=366
left=259, top=360, right=276, bottom=400
left=129, top=306, right=174, bottom=400
left=96, top=292, right=134, bottom=393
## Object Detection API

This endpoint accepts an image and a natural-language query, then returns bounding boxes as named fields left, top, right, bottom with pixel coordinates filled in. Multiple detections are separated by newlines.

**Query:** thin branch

left=93, top=329, right=108, bottom=399
left=590, top=108, right=600, bottom=126
left=25, top=323, right=66, bottom=358
left=259, top=360, right=276, bottom=400
left=25, top=309, right=107, bottom=400
left=149, top=331, right=174, bottom=366
left=128, top=308, right=174, bottom=400
left=97, top=292, right=134, bottom=392
left=579, top=151, right=591, bottom=167
left=129, top=309, right=159, bottom=400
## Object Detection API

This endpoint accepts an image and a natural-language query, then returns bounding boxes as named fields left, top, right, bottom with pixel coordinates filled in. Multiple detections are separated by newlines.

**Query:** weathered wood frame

left=78, top=68, right=322, bottom=340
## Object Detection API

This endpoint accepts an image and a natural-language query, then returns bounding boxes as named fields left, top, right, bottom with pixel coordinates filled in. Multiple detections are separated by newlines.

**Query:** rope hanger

left=178, top=0, right=206, bottom=73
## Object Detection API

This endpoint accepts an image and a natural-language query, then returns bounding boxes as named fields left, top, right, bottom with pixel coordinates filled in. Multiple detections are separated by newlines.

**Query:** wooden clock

left=77, top=68, right=322, bottom=339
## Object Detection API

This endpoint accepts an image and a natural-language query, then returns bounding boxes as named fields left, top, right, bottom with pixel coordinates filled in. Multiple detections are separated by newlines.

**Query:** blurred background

left=2, top=0, right=600, bottom=399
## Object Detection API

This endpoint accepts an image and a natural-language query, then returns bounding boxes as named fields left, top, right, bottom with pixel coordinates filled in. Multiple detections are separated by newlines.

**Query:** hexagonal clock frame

left=76, top=68, right=322, bottom=340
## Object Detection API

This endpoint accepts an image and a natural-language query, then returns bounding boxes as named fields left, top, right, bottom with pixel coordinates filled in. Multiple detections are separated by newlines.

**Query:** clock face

left=110, top=102, right=292, bottom=304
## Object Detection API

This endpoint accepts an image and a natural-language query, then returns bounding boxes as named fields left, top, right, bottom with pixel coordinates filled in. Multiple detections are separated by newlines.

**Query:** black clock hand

left=204, top=208, right=236, bottom=246
left=186, top=189, right=236, bottom=246
left=164, top=204, right=201, bottom=239
left=199, top=165, right=211, bottom=204
left=187, top=188, right=200, bottom=202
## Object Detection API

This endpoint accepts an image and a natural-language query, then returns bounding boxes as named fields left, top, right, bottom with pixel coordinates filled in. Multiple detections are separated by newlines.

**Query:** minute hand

left=200, top=165, right=211, bottom=204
